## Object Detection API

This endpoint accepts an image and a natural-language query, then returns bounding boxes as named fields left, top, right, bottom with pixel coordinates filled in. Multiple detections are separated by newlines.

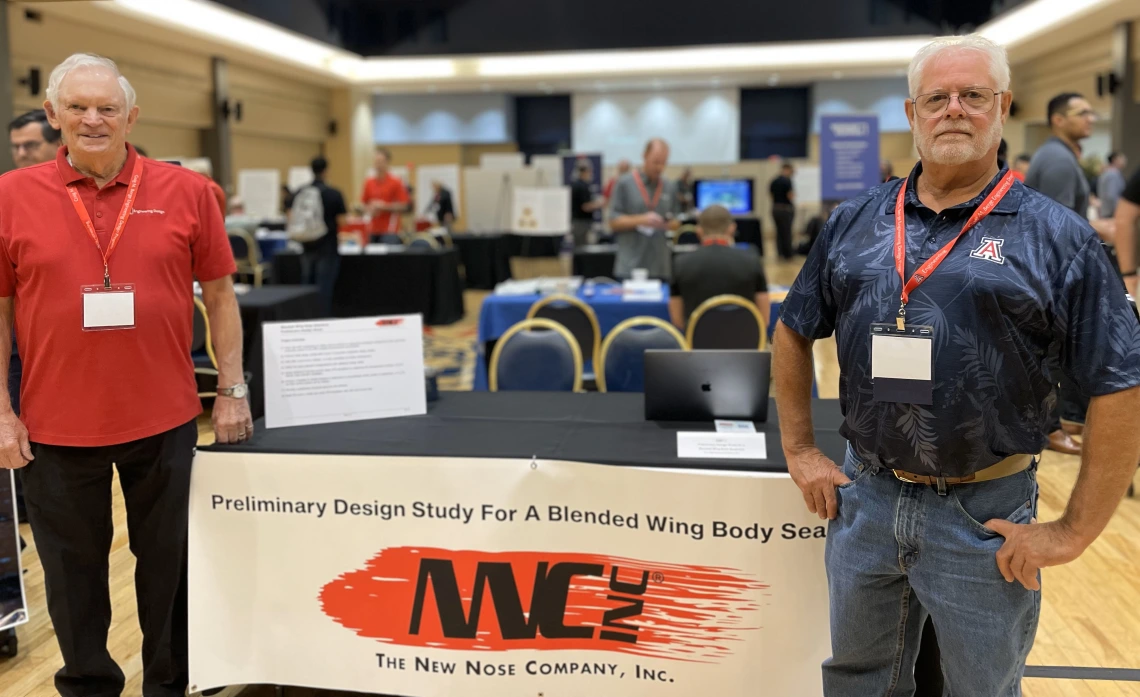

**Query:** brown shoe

left=1061, top=420, right=1084, bottom=436
left=1047, top=429, right=1081, bottom=455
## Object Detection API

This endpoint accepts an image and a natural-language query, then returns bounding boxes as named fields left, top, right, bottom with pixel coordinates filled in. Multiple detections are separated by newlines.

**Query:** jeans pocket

left=950, top=468, right=1037, bottom=536
left=837, top=445, right=874, bottom=490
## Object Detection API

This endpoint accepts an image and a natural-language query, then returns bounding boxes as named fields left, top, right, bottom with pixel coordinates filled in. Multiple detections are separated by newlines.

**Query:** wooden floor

left=1, top=256, right=1139, bottom=696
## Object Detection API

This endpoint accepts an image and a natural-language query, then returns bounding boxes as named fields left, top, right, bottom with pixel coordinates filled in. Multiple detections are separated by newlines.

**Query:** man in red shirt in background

left=361, top=146, right=409, bottom=238
left=0, top=53, right=251, bottom=697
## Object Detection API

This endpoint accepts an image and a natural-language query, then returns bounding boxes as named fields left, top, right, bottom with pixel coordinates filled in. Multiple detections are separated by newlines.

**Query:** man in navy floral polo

left=774, top=34, right=1140, bottom=696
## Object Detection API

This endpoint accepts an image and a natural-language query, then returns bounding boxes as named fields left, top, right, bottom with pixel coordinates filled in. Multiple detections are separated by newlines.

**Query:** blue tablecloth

left=474, top=283, right=671, bottom=390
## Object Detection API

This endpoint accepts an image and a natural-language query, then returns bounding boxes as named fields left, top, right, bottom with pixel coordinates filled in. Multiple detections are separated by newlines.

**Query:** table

left=572, top=243, right=759, bottom=279
left=505, top=233, right=561, bottom=258
left=255, top=233, right=289, bottom=262
left=474, top=283, right=672, bottom=390
left=451, top=233, right=513, bottom=290
left=232, top=285, right=323, bottom=420
left=273, top=250, right=465, bottom=326
left=734, top=217, right=763, bottom=254
left=192, top=392, right=841, bottom=694
left=210, top=391, right=843, bottom=473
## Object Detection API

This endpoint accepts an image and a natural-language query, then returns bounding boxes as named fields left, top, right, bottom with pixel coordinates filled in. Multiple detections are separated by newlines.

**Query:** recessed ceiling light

left=767, top=74, right=780, bottom=86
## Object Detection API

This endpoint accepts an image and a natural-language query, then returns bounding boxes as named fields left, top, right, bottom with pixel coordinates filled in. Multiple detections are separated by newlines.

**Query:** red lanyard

left=632, top=169, right=663, bottom=210
left=893, top=170, right=1015, bottom=329
left=65, top=155, right=144, bottom=288
left=702, top=238, right=731, bottom=246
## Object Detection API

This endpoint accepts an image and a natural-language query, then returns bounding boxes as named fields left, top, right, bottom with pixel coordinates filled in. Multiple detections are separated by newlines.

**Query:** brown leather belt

left=891, top=453, right=1033, bottom=486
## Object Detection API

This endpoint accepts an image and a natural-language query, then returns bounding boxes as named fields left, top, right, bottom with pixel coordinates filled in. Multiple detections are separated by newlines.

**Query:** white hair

left=46, top=53, right=137, bottom=111
left=907, top=34, right=1009, bottom=98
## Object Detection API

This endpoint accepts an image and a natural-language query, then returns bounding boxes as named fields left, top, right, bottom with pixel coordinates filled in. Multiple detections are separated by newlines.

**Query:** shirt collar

left=903, top=160, right=1021, bottom=215
left=56, top=143, right=138, bottom=187
left=702, top=237, right=732, bottom=246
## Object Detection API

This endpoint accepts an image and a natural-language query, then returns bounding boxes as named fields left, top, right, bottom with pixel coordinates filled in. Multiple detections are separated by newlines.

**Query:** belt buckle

left=892, top=469, right=924, bottom=484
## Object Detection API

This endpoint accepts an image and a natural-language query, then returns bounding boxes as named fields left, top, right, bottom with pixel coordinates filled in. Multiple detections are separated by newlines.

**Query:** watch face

left=228, top=385, right=248, bottom=399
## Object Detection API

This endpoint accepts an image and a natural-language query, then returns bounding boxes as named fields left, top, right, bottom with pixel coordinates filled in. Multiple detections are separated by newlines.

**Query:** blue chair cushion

left=604, top=325, right=684, bottom=392
left=690, top=305, right=760, bottom=350
left=495, top=328, right=577, bottom=391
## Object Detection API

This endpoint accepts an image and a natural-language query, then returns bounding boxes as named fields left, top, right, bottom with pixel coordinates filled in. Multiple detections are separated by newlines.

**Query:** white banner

left=189, top=454, right=830, bottom=696
left=511, top=186, right=570, bottom=235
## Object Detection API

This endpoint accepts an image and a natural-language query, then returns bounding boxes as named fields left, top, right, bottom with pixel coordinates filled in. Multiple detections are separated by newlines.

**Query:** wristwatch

left=218, top=383, right=249, bottom=399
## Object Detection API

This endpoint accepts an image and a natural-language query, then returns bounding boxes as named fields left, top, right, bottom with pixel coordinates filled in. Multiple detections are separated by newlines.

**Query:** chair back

left=407, top=233, right=441, bottom=250
left=192, top=296, right=218, bottom=368
left=526, top=294, right=601, bottom=367
left=373, top=233, right=404, bottom=245
left=675, top=225, right=701, bottom=246
left=598, top=317, right=688, bottom=392
left=228, top=228, right=259, bottom=265
left=687, top=295, right=768, bottom=350
left=490, top=319, right=583, bottom=392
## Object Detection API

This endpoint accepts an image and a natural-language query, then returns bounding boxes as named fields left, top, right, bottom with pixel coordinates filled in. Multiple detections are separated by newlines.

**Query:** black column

left=201, top=56, right=233, bottom=194
left=0, top=1, right=16, bottom=174
left=1111, top=22, right=1140, bottom=168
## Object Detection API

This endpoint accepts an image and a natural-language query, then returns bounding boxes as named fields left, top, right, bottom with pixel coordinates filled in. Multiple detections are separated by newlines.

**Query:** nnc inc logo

left=319, top=547, right=765, bottom=662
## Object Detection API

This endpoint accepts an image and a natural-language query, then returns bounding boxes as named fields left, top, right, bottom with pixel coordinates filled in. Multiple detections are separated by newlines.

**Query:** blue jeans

left=824, top=444, right=1040, bottom=696
left=300, top=251, right=340, bottom=316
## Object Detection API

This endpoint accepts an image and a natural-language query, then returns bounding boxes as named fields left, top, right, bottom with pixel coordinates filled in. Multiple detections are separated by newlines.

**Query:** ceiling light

left=978, top=0, right=1115, bottom=47
left=475, top=37, right=929, bottom=78
left=767, top=74, right=780, bottom=86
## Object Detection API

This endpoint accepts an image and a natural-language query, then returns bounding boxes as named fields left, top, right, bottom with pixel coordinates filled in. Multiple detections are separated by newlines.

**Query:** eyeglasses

left=912, top=88, right=1002, bottom=119
left=10, top=141, right=45, bottom=154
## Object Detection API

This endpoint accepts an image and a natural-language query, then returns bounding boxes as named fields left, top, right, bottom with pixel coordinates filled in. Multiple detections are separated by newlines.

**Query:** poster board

left=511, top=186, right=571, bottom=235
left=237, top=169, right=281, bottom=219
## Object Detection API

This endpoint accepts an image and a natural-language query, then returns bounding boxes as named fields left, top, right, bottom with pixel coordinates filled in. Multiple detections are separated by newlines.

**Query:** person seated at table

left=669, top=205, right=770, bottom=331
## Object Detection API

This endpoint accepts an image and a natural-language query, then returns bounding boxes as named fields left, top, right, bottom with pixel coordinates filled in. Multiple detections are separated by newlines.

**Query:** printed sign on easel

left=511, top=187, right=570, bottom=235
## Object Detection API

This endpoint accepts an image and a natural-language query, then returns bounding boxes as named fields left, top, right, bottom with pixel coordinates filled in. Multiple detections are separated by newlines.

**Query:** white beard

left=913, top=117, right=1004, bottom=166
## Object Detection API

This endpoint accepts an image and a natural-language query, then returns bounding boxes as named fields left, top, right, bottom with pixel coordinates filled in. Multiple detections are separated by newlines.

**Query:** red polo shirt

left=0, top=145, right=237, bottom=446
left=361, top=174, right=409, bottom=234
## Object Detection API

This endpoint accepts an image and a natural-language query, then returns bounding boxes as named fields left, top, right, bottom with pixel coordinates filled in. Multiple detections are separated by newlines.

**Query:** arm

left=609, top=181, right=661, bottom=232
left=669, top=296, right=685, bottom=330
left=773, top=321, right=849, bottom=519
left=755, top=292, right=771, bottom=329
left=0, top=297, right=30, bottom=469
left=1114, top=197, right=1139, bottom=295
left=200, top=275, right=253, bottom=444
left=988, top=385, right=1140, bottom=590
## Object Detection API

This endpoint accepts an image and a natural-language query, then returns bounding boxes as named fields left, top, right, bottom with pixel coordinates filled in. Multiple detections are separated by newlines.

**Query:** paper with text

left=677, top=432, right=767, bottom=460
left=263, top=315, right=426, bottom=429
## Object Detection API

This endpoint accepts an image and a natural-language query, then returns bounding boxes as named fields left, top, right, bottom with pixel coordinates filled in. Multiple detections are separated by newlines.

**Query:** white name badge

left=82, top=284, right=136, bottom=331
left=870, top=322, right=933, bottom=404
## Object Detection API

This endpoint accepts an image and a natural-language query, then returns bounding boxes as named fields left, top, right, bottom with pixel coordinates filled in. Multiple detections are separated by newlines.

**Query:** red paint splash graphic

left=318, top=547, right=765, bottom=663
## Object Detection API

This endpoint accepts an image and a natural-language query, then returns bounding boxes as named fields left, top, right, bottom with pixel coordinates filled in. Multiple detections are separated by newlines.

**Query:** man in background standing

left=287, top=157, right=346, bottom=315
left=1098, top=151, right=1128, bottom=219
left=603, top=159, right=631, bottom=203
left=427, top=180, right=455, bottom=230
left=609, top=139, right=681, bottom=280
left=570, top=159, right=604, bottom=246
left=1026, top=92, right=1112, bottom=452
left=769, top=162, right=796, bottom=260
left=361, top=146, right=409, bottom=239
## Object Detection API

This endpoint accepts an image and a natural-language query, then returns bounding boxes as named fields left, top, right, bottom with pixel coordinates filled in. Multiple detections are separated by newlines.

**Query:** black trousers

left=772, top=204, right=795, bottom=259
left=22, top=420, right=197, bottom=697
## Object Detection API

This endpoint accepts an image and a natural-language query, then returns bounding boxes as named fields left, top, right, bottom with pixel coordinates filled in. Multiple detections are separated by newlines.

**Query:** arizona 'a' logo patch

left=970, top=237, right=1005, bottom=265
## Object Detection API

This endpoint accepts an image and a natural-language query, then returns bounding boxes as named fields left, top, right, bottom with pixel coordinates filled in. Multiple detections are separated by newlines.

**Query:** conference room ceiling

left=213, top=0, right=1031, bottom=57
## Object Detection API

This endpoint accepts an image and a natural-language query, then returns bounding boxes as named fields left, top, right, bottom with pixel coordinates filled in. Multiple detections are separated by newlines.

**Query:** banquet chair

left=406, top=233, right=441, bottom=250
left=228, top=228, right=271, bottom=287
left=489, top=319, right=583, bottom=392
left=687, top=294, right=768, bottom=350
left=526, top=294, right=601, bottom=371
left=192, top=296, right=219, bottom=398
left=371, top=233, right=404, bottom=245
left=675, top=225, right=701, bottom=246
left=598, top=317, right=688, bottom=393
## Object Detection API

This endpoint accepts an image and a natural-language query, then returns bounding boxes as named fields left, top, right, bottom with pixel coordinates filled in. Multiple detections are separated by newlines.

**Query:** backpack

left=286, top=185, right=327, bottom=243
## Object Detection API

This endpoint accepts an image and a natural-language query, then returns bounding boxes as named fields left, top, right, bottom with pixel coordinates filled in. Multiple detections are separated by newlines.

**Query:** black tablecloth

left=272, top=250, right=465, bottom=326
left=206, top=391, right=845, bottom=474
left=235, top=286, right=323, bottom=420
left=505, top=233, right=562, bottom=258
left=451, top=234, right=512, bottom=289
left=734, top=217, right=764, bottom=255
left=572, top=244, right=762, bottom=279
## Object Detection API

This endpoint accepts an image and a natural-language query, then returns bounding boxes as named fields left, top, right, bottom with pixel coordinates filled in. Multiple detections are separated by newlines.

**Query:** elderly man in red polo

left=0, top=53, right=251, bottom=697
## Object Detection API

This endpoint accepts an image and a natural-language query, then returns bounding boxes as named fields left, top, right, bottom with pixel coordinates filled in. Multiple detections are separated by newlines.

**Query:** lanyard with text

left=66, top=156, right=144, bottom=289
left=893, top=170, right=1015, bottom=330
left=632, top=169, right=663, bottom=210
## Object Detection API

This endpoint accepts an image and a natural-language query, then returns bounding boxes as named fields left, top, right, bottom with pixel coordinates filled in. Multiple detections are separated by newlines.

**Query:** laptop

left=644, top=350, right=771, bottom=422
